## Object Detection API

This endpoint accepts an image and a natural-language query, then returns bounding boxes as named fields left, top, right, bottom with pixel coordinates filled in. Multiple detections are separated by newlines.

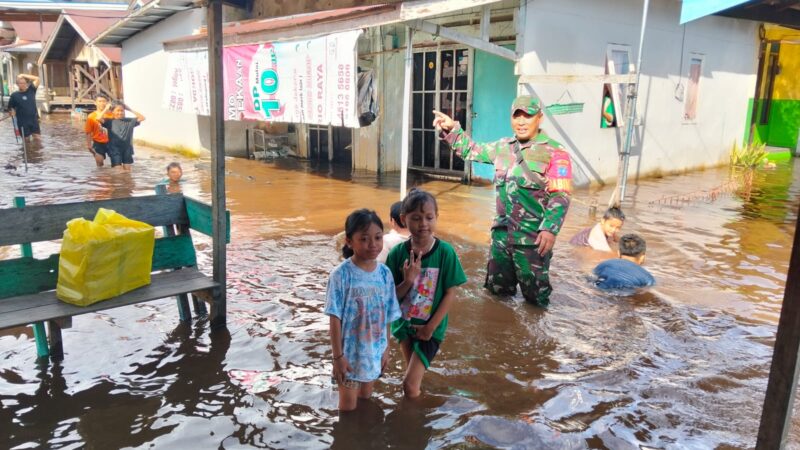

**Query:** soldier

left=432, top=95, right=573, bottom=307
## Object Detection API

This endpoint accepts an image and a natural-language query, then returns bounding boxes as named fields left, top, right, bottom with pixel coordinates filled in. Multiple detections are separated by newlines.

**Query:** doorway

left=308, top=125, right=353, bottom=167
left=410, top=46, right=472, bottom=176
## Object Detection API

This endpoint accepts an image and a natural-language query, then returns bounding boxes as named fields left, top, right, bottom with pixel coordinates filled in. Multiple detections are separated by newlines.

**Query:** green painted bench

left=0, top=194, right=229, bottom=362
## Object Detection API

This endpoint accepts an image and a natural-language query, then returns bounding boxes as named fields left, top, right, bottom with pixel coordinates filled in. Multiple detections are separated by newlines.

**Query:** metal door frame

left=410, top=44, right=473, bottom=176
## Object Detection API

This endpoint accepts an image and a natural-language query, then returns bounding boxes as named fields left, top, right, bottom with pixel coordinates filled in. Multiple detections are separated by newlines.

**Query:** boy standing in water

left=85, top=94, right=113, bottom=167
left=570, top=207, right=625, bottom=253
left=593, top=233, right=655, bottom=290
left=99, top=101, right=145, bottom=171
left=8, top=74, right=41, bottom=141
left=378, top=201, right=411, bottom=263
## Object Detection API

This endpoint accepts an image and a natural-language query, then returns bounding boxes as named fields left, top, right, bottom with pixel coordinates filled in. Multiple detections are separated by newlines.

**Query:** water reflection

left=0, top=115, right=798, bottom=449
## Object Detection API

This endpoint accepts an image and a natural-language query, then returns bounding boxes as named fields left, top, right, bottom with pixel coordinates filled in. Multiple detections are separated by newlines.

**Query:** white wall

left=122, top=9, right=250, bottom=155
left=519, top=0, right=758, bottom=186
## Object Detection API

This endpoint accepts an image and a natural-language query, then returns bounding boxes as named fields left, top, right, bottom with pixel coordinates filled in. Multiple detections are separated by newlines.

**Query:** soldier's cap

left=510, top=95, right=542, bottom=116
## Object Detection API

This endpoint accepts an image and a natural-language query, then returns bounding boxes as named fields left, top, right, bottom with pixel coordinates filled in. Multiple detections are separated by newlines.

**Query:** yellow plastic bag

left=56, top=208, right=155, bottom=306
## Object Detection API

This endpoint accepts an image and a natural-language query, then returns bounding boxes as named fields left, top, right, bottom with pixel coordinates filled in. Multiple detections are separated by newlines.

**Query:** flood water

left=1, top=114, right=799, bottom=449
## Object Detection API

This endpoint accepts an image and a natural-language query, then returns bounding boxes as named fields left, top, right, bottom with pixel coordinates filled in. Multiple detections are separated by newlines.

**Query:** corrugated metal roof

left=165, top=4, right=394, bottom=47
left=10, top=20, right=57, bottom=42
left=0, top=40, right=42, bottom=52
left=90, top=0, right=196, bottom=46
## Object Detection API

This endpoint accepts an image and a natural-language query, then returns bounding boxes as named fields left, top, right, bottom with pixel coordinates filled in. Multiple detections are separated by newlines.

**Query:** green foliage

left=730, top=141, right=768, bottom=169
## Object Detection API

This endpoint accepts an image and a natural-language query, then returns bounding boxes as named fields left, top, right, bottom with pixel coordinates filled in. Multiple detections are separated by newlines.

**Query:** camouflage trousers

left=484, top=230, right=552, bottom=307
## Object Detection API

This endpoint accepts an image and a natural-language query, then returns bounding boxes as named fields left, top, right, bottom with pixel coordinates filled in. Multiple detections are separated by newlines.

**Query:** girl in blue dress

left=325, top=209, right=402, bottom=411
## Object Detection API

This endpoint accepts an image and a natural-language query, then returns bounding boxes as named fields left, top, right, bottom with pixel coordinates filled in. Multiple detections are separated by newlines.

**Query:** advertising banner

left=163, top=30, right=361, bottom=127
left=162, top=50, right=210, bottom=116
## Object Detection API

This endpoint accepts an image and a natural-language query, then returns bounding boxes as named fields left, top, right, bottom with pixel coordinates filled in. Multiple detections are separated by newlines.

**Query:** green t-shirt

left=601, top=95, right=615, bottom=128
left=385, top=238, right=467, bottom=342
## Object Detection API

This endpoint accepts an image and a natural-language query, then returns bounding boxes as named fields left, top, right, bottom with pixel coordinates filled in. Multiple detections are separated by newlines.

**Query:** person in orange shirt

left=85, top=94, right=113, bottom=167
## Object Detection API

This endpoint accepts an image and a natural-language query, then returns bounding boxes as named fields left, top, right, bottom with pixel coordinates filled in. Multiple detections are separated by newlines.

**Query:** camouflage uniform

left=441, top=104, right=572, bottom=306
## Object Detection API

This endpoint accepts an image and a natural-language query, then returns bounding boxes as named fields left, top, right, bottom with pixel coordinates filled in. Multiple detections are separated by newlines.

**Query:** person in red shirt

left=84, top=94, right=113, bottom=167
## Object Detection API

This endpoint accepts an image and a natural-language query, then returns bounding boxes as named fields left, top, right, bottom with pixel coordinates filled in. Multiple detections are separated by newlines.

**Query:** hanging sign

left=163, top=29, right=362, bottom=127
left=162, top=50, right=210, bottom=116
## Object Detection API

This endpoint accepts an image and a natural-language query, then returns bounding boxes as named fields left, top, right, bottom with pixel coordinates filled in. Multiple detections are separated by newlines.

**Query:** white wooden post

left=400, top=26, right=413, bottom=200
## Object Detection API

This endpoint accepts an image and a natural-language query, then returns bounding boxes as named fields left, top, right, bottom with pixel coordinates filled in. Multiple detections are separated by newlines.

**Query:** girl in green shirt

left=386, top=188, right=467, bottom=399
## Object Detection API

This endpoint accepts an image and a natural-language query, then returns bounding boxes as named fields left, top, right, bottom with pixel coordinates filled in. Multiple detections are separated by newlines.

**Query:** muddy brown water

left=1, top=114, right=799, bottom=449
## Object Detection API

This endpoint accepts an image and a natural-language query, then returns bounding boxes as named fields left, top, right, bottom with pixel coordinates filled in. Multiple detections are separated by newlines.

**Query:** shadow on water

left=2, top=115, right=800, bottom=449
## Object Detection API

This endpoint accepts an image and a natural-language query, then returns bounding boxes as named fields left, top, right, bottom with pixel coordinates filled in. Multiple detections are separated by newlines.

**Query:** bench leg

left=209, top=287, right=226, bottom=330
left=47, top=320, right=64, bottom=362
left=192, top=294, right=208, bottom=317
left=32, top=322, right=49, bottom=359
left=176, top=294, right=191, bottom=323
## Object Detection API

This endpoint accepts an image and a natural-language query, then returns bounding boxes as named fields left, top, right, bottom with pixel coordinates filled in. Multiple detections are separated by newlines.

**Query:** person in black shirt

left=8, top=74, right=41, bottom=141
left=99, top=101, right=145, bottom=171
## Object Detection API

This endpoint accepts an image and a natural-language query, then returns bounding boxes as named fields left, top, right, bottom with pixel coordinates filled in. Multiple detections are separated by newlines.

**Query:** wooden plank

left=0, top=195, right=188, bottom=246
left=756, top=210, right=800, bottom=448
left=152, top=234, right=198, bottom=270
left=518, top=73, right=638, bottom=84
left=0, top=254, right=59, bottom=300
left=0, top=269, right=218, bottom=329
left=409, top=19, right=517, bottom=62
left=0, top=267, right=212, bottom=315
left=0, top=235, right=197, bottom=299
left=185, top=197, right=230, bottom=242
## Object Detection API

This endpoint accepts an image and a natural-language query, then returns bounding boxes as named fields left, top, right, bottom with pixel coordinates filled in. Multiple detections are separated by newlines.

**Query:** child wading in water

left=99, top=100, right=145, bottom=171
left=325, top=209, right=402, bottom=411
left=570, top=206, right=625, bottom=252
left=377, top=201, right=411, bottom=263
left=163, top=162, right=183, bottom=193
left=386, top=188, right=467, bottom=398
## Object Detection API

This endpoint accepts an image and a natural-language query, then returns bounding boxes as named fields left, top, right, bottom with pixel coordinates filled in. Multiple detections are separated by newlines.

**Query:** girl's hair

left=342, top=208, right=384, bottom=258
left=401, top=188, right=438, bottom=215
left=167, top=162, right=182, bottom=173
left=110, top=100, right=125, bottom=110
left=389, top=201, right=405, bottom=228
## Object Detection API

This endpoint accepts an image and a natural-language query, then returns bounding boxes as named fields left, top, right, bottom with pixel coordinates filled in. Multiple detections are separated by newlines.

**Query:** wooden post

left=109, top=63, right=120, bottom=100
left=92, top=67, right=101, bottom=97
left=69, top=63, right=75, bottom=110
left=39, top=14, right=49, bottom=113
left=756, top=208, right=800, bottom=448
left=207, top=0, right=227, bottom=330
left=13, top=197, right=48, bottom=359
left=47, top=320, right=63, bottom=361
left=400, top=26, right=413, bottom=200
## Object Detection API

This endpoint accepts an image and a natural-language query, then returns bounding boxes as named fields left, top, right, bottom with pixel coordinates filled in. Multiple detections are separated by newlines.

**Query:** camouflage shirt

left=442, top=123, right=573, bottom=246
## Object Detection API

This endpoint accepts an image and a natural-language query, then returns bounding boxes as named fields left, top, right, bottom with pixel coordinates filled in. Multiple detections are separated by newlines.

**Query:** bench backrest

left=0, top=194, right=228, bottom=300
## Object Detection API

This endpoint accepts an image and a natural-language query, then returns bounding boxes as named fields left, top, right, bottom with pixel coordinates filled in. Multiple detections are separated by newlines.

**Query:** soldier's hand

left=432, top=110, right=455, bottom=132
left=535, top=231, right=556, bottom=256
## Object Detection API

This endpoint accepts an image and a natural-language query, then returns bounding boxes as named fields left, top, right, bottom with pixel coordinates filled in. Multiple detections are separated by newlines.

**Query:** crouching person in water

left=99, top=101, right=145, bottom=171
left=385, top=189, right=467, bottom=399
left=593, top=233, right=655, bottom=290
left=325, top=209, right=402, bottom=411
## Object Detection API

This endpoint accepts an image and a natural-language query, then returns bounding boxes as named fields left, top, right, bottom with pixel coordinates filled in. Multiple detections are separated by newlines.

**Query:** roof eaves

left=37, top=13, right=66, bottom=65
left=89, top=0, right=195, bottom=46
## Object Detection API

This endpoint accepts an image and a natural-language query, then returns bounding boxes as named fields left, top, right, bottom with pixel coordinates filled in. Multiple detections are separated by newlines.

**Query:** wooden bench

left=0, top=194, right=229, bottom=362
